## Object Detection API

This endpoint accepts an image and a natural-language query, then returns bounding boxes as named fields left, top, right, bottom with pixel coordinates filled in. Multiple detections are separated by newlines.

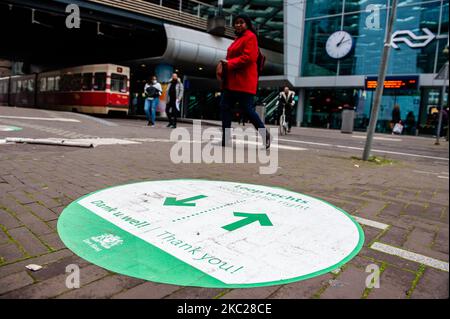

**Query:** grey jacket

left=165, top=79, right=184, bottom=105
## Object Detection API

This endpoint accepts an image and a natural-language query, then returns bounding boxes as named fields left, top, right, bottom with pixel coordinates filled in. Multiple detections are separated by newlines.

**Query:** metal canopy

left=201, top=0, right=283, bottom=44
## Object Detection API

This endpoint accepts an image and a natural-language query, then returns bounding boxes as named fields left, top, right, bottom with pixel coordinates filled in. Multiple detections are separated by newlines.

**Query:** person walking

left=391, top=104, right=401, bottom=131
left=165, top=73, right=184, bottom=128
left=276, top=86, right=295, bottom=132
left=143, top=76, right=162, bottom=127
left=217, top=13, right=270, bottom=149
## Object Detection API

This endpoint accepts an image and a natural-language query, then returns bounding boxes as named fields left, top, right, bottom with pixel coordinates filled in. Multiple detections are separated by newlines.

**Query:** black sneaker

left=166, top=123, right=172, bottom=128
left=147, top=121, right=151, bottom=126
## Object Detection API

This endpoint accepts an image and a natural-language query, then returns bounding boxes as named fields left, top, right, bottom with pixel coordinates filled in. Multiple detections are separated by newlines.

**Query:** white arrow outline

left=391, top=28, right=435, bottom=49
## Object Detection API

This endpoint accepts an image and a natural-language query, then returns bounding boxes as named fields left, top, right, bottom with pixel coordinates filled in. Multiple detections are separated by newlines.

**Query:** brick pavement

left=0, top=107, right=448, bottom=299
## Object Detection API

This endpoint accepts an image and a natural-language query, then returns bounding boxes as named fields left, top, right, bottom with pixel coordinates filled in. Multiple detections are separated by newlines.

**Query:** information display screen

left=365, top=76, right=419, bottom=90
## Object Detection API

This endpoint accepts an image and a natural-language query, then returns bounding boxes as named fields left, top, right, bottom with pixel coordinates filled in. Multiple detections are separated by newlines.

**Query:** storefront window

left=306, top=0, right=343, bottom=18
left=345, top=0, right=388, bottom=13
left=303, top=88, right=358, bottom=129
left=340, top=9, right=388, bottom=75
left=302, top=17, right=341, bottom=76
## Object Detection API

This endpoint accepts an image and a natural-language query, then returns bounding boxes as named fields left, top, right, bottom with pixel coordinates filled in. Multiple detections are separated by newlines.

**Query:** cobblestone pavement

left=0, top=106, right=448, bottom=299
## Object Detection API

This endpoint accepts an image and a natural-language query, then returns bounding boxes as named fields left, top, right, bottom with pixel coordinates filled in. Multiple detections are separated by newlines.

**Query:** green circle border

left=57, top=178, right=365, bottom=288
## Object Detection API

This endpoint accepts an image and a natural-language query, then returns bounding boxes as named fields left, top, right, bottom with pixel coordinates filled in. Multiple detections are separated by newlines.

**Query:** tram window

left=55, top=76, right=60, bottom=91
left=72, top=73, right=82, bottom=91
left=111, top=73, right=127, bottom=93
left=11, top=80, right=17, bottom=93
left=82, top=73, right=93, bottom=90
left=94, top=72, right=106, bottom=91
left=40, top=77, right=47, bottom=92
left=61, top=74, right=71, bottom=91
left=28, top=79, right=34, bottom=92
left=47, top=77, right=55, bottom=92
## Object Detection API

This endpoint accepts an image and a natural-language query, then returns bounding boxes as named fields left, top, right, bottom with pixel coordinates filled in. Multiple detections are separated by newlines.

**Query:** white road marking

left=0, top=116, right=80, bottom=123
left=352, top=135, right=402, bottom=142
left=70, top=113, right=118, bottom=126
left=370, top=242, right=449, bottom=272
left=438, top=176, right=449, bottom=179
left=351, top=216, right=389, bottom=230
left=280, top=138, right=449, bottom=161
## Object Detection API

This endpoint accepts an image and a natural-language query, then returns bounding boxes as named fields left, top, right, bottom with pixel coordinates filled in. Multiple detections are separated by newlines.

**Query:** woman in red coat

left=219, top=14, right=270, bottom=149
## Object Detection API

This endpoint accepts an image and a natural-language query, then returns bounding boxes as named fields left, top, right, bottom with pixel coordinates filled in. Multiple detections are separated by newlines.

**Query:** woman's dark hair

left=233, top=13, right=256, bottom=35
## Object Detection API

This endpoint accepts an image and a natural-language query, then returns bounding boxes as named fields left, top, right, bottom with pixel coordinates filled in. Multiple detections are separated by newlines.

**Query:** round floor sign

left=0, top=125, right=22, bottom=131
left=57, top=179, right=364, bottom=288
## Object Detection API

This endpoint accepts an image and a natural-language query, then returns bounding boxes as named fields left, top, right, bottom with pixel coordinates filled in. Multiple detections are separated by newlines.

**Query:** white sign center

left=77, top=180, right=363, bottom=285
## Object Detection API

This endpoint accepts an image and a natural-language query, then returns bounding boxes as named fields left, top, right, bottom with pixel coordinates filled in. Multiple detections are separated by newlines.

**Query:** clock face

left=326, top=31, right=353, bottom=59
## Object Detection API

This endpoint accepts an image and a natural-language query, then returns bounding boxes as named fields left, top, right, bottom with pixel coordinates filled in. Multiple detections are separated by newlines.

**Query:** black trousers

left=166, top=103, right=178, bottom=127
left=220, top=90, right=267, bottom=145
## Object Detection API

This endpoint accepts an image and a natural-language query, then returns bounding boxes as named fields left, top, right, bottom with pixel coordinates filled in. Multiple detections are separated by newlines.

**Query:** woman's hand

left=220, top=59, right=228, bottom=64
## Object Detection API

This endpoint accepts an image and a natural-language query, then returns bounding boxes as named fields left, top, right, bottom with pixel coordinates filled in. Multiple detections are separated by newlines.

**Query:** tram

left=0, top=64, right=130, bottom=114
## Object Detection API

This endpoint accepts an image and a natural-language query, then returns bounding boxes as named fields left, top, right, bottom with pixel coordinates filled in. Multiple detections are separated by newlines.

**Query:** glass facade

left=303, top=0, right=448, bottom=76
left=301, top=0, right=449, bottom=135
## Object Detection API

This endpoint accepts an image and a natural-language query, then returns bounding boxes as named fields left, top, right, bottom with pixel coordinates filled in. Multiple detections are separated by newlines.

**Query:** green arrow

left=163, top=195, right=207, bottom=207
left=222, top=212, right=273, bottom=232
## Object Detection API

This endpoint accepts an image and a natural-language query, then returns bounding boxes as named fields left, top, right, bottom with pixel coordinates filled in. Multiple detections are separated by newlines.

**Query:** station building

left=287, top=0, right=449, bottom=135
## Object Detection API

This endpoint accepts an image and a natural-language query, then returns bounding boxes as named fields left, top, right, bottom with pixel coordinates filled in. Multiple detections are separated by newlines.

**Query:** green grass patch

left=351, top=156, right=396, bottom=166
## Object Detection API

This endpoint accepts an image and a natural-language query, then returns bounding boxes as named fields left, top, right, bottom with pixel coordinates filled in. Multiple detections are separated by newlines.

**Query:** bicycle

left=279, top=106, right=288, bottom=135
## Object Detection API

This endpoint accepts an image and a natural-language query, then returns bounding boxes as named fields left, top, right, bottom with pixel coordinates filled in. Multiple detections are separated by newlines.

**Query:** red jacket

left=224, top=29, right=259, bottom=95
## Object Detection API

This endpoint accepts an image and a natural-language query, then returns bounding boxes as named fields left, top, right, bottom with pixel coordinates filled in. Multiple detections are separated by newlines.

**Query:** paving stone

left=404, top=227, right=435, bottom=251
left=0, top=271, right=34, bottom=295
left=220, top=286, right=281, bottom=299
left=320, top=265, right=367, bottom=299
left=0, top=243, right=26, bottom=264
left=1, top=264, right=109, bottom=299
left=112, top=282, right=181, bottom=299
left=367, top=266, right=416, bottom=299
left=359, top=247, right=421, bottom=273
left=0, top=230, right=9, bottom=245
left=164, top=287, right=225, bottom=299
left=379, top=226, right=412, bottom=247
left=25, top=203, right=58, bottom=222
left=8, top=190, right=36, bottom=205
left=14, top=211, right=53, bottom=237
left=379, top=202, right=406, bottom=219
left=0, top=249, right=73, bottom=279
left=0, top=209, right=22, bottom=229
left=410, top=268, right=449, bottom=299
left=40, top=233, right=66, bottom=251
left=56, top=274, right=144, bottom=299
left=268, top=274, right=332, bottom=299
left=6, top=227, right=49, bottom=256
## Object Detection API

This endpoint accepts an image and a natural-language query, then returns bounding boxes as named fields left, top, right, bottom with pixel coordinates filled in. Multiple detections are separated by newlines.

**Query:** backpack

left=256, top=49, right=266, bottom=77
left=145, top=85, right=159, bottom=98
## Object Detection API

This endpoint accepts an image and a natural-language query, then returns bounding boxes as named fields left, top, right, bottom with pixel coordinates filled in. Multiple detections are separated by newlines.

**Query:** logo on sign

left=90, top=233, right=123, bottom=249
left=391, top=28, right=435, bottom=49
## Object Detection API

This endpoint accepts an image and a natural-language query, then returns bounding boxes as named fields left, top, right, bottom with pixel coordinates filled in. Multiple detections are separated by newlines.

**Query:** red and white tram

left=0, top=64, right=130, bottom=114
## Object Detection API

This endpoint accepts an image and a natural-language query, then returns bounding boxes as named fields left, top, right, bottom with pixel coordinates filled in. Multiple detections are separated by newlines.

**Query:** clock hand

left=337, top=36, right=346, bottom=46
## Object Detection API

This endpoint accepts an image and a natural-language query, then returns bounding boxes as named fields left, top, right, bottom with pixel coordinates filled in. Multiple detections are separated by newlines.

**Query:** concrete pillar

left=296, top=88, right=305, bottom=127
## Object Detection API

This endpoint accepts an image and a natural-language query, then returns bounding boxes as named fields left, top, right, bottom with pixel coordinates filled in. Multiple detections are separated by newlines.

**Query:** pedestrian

left=165, top=72, right=184, bottom=128
left=144, top=76, right=162, bottom=127
left=405, top=111, right=416, bottom=135
left=217, top=13, right=270, bottom=149
left=276, top=86, right=295, bottom=132
left=391, top=104, right=401, bottom=132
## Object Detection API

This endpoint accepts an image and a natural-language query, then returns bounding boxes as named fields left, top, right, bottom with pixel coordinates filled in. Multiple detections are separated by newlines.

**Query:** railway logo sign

left=0, top=125, right=22, bottom=132
left=57, top=179, right=364, bottom=288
